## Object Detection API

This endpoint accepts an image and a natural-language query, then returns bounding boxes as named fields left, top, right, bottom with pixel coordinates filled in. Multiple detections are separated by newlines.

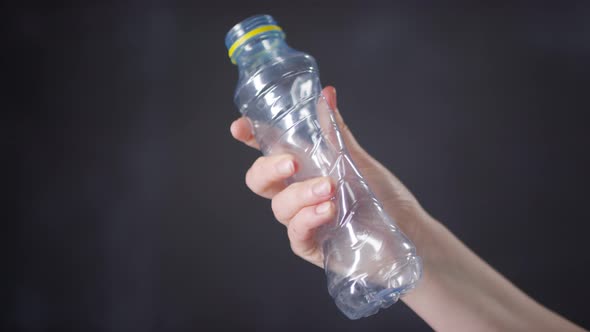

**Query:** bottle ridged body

left=230, top=16, right=422, bottom=319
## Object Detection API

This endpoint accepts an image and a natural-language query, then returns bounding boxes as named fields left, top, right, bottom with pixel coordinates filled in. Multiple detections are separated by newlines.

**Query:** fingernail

left=276, top=159, right=294, bottom=175
left=315, top=201, right=332, bottom=214
left=312, top=179, right=332, bottom=196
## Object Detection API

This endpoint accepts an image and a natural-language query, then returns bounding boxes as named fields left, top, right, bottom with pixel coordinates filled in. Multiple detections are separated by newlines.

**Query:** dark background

left=9, top=2, right=590, bottom=331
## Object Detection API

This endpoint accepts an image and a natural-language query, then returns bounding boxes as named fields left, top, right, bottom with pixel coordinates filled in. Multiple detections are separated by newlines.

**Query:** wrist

left=400, top=217, right=450, bottom=304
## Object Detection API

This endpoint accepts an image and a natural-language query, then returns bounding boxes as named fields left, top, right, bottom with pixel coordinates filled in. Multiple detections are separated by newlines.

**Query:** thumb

left=321, top=86, right=367, bottom=157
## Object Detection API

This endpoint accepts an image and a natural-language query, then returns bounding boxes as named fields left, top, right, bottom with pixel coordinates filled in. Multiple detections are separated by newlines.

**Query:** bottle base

left=329, top=255, right=422, bottom=320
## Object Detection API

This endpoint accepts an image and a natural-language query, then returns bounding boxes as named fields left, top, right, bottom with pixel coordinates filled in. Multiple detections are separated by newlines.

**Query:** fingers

left=245, top=154, right=297, bottom=199
left=230, top=117, right=260, bottom=149
left=287, top=201, right=336, bottom=264
left=322, top=85, right=338, bottom=110
left=271, top=177, right=334, bottom=225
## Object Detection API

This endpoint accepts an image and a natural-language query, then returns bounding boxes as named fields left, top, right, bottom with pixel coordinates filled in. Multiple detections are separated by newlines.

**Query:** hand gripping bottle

left=225, top=15, right=422, bottom=319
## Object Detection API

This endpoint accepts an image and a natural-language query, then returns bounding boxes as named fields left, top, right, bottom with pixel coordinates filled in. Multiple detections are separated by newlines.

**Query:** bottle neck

left=233, top=35, right=290, bottom=76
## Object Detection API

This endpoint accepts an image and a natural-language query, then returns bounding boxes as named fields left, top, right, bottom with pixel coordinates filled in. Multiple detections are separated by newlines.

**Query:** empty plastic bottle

left=225, top=14, right=422, bottom=319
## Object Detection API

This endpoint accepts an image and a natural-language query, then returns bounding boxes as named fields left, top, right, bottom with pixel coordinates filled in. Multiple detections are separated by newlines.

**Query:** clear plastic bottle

left=225, top=15, right=422, bottom=319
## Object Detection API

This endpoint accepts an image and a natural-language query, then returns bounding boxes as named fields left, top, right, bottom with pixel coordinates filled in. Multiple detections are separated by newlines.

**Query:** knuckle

left=245, top=157, right=268, bottom=193
left=289, top=240, right=301, bottom=256
left=287, top=181, right=303, bottom=195
left=244, top=167, right=252, bottom=186
left=287, top=222, right=300, bottom=242
left=252, top=156, right=267, bottom=174
left=279, top=182, right=301, bottom=201
left=244, top=167, right=256, bottom=191
left=271, top=198, right=286, bottom=223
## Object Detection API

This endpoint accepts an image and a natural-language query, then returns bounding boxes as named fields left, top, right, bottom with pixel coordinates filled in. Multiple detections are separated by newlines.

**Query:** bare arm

left=230, top=86, right=587, bottom=332
left=404, top=217, right=584, bottom=331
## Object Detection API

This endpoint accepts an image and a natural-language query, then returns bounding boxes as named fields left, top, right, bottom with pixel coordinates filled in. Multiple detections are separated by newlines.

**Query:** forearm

left=402, top=218, right=586, bottom=332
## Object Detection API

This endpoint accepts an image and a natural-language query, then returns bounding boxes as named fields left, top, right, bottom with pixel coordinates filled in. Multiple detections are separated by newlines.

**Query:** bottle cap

left=225, top=15, right=285, bottom=64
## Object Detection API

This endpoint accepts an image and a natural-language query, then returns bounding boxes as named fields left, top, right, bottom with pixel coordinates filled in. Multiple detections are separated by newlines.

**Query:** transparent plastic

left=226, top=15, right=422, bottom=319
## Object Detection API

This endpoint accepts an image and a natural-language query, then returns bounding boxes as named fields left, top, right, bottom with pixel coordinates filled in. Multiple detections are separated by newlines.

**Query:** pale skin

left=230, top=86, right=587, bottom=332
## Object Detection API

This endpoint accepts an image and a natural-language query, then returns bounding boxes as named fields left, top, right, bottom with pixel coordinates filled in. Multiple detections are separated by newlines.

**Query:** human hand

left=230, top=86, right=433, bottom=268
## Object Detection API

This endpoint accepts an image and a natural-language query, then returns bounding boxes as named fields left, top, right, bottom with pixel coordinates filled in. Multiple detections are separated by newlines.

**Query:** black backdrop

left=10, top=2, right=590, bottom=331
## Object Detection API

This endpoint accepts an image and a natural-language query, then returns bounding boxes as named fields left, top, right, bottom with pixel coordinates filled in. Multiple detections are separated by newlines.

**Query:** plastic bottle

left=225, top=14, right=422, bottom=319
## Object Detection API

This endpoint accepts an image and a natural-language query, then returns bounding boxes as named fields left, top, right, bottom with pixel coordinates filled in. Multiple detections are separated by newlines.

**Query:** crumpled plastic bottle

left=225, top=14, right=422, bottom=319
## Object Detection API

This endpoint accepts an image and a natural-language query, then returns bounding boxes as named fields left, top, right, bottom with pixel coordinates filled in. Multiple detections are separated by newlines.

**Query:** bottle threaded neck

left=225, top=15, right=285, bottom=64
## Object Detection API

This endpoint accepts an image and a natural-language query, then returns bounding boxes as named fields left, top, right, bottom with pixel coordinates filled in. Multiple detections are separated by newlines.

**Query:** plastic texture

left=226, top=15, right=422, bottom=319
